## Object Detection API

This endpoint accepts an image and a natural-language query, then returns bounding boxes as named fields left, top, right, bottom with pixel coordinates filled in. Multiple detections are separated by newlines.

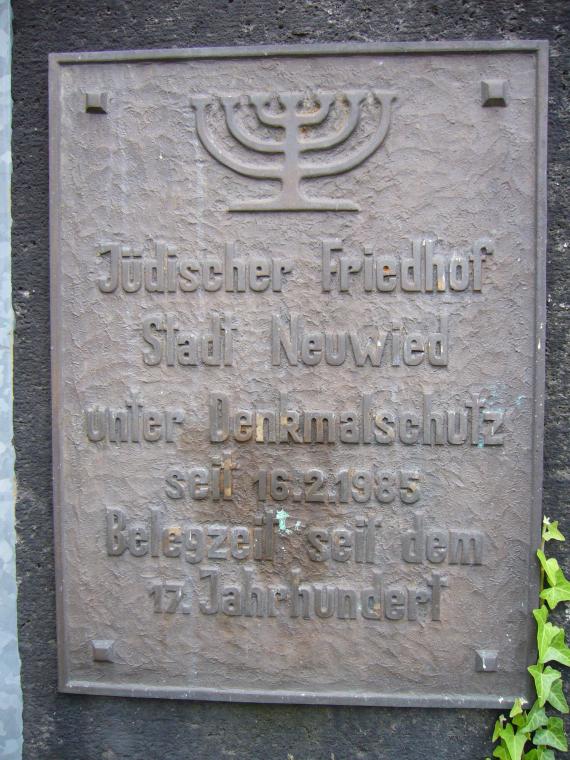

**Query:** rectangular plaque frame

left=50, top=40, right=548, bottom=707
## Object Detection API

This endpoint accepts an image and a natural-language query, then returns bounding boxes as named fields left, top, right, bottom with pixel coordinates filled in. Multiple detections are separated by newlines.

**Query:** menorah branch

left=222, top=97, right=284, bottom=154
left=249, top=95, right=288, bottom=127
left=299, top=91, right=366, bottom=152
left=301, top=91, right=396, bottom=178
left=191, top=96, right=281, bottom=179
left=295, top=94, right=335, bottom=126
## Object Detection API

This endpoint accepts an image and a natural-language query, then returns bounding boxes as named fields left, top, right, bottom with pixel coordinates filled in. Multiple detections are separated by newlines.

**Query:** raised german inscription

left=49, top=41, right=547, bottom=707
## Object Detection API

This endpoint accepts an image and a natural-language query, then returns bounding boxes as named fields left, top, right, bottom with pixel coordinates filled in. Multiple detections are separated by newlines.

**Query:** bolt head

left=475, top=649, right=498, bottom=672
left=481, top=80, right=507, bottom=107
left=92, top=639, right=114, bottom=662
left=85, top=92, right=108, bottom=113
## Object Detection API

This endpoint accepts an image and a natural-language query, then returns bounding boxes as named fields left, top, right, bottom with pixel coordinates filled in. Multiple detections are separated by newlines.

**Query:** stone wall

left=12, top=2, right=570, bottom=757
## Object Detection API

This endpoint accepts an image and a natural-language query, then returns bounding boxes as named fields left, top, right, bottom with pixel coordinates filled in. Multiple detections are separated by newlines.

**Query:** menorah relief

left=190, top=90, right=397, bottom=212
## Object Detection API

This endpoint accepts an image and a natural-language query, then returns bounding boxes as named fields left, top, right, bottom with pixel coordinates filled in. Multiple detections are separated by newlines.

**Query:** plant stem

left=539, top=535, right=546, bottom=606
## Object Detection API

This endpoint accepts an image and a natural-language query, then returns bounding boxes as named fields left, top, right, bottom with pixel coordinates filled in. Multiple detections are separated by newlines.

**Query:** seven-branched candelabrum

left=190, top=90, right=396, bottom=211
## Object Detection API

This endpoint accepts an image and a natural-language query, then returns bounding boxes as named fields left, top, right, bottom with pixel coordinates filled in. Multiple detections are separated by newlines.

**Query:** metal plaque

left=49, top=41, right=548, bottom=707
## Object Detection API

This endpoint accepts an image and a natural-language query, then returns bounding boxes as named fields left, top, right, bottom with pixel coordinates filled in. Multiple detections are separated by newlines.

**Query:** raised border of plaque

left=49, top=40, right=548, bottom=707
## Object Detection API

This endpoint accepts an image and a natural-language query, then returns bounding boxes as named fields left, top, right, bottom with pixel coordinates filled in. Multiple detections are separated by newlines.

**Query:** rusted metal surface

left=49, top=41, right=548, bottom=707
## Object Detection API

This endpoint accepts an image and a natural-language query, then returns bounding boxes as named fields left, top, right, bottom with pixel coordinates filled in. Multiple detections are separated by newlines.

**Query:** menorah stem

left=278, top=169, right=304, bottom=204
left=230, top=146, right=316, bottom=211
left=230, top=167, right=359, bottom=212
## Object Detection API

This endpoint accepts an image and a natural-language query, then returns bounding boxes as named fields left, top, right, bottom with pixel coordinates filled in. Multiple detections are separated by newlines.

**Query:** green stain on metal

left=275, top=508, right=292, bottom=534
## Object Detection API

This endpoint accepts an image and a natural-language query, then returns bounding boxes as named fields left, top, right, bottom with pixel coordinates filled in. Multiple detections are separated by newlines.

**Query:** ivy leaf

left=542, top=628, right=570, bottom=668
left=545, top=676, right=569, bottom=713
left=493, top=745, right=509, bottom=760
left=524, top=751, right=555, bottom=760
left=532, top=716, right=568, bottom=751
left=536, top=551, right=560, bottom=587
left=520, top=702, right=548, bottom=733
left=491, top=531, right=569, bottom=760
left=551, top=565, right=569, bottom=589
left=542, top=519, right=565, bottom=542
left=493, top=716, right=506, bottom=742
left=533, top=605, right=548, bottom=625
left=534, top=609, right=570, bottom=665
left=510, top=698, right=525, bottom=718
left=534, top=609, right=559, bottom=661
left=527, top=665, right=561, bottom=707
left=500, top=723, right=529, bottom=760
left=540, top=569, right=570, bottom=609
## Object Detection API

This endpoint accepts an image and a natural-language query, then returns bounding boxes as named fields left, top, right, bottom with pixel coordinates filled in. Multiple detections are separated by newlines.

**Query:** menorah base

left=229, top=195, right=360, bottom=212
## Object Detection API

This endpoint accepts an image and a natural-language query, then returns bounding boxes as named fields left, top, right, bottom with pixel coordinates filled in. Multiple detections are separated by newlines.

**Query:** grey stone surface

left=0, top=2, right=22, bottom=758
left=12, top=1, right=570, bottom=759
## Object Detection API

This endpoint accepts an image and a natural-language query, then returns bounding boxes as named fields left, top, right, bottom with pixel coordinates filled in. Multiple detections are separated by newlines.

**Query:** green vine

left=487, top=517, right=570, bottom=760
